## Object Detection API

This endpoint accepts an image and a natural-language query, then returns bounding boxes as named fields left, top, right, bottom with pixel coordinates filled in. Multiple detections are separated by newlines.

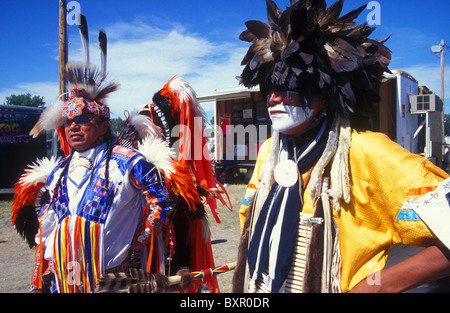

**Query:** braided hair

left=103, top=124, right=114, bottom=205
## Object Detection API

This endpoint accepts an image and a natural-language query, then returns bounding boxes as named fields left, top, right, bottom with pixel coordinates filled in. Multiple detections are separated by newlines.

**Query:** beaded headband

left=61, top=87, right=111, bottom=120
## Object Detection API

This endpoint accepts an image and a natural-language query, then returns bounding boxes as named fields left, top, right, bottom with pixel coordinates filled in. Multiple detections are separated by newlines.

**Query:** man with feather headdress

left=11, top=15, right=228, bottom=293
left=10, top=27, right=176, bottom=291
left=233, top=0, right=450, bottom=293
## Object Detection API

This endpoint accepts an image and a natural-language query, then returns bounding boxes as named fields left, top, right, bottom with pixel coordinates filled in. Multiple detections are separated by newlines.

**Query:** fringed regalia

left=116, top=76, right=232, bottom=293
left=233, top=0, right=450, bottom=293
left=11, top=13, right=231, bottom=293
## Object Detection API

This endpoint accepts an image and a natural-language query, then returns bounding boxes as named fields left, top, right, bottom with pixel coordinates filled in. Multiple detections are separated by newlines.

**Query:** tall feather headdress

left=12, top=14, right=118, bottom=247
left=30, top=13, right=119, bottom=156
left=239, top=0, right=391, bottom=127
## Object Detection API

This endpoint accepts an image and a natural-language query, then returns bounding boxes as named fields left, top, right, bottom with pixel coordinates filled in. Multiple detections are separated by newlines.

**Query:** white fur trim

left=30, top=101, right=65, bottom=138
left=19, top=156, right=61, bottom=187
left=129, top=107, right=163, bottom=140
left=138, top=135, right=175, bottom=179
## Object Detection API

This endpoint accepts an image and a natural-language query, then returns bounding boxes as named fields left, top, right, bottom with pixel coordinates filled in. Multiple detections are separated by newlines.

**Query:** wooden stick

left=168, top=262, right=237, bottom=286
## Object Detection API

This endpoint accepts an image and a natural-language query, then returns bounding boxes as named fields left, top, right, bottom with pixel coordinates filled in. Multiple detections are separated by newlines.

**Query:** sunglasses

left=63, top=115, right=99, bottom=126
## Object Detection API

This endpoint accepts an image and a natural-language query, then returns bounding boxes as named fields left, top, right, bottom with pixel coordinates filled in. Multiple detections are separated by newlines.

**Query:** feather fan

left=95, top=269, right=169, bottom=293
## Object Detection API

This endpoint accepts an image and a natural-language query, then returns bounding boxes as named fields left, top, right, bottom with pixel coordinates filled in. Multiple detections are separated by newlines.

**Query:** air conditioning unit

left=409, top=94, right=442, bottom=113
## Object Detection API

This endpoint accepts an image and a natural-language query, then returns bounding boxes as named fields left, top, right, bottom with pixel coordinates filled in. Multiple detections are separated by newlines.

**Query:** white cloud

left=0, top=82, right=59, bottom=106
left=1, top=20, right=247, bottom=118
left=399, top=63, right=450, bottom=112
left=67, top=20, right=246, bottom=118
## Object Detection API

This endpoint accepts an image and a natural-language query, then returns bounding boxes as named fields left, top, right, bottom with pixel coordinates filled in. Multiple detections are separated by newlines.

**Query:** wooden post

left=441, top=40, right=445, bottom=108
left=54, top=0, right=68, bottom=157
left=59, top=0, right=68, bottom=99
left=440, top=40, right=445, bottom=155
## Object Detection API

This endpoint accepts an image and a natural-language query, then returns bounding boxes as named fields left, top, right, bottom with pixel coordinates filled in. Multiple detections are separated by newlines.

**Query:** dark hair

left=151, top=92, right=178, bottom=146
left=104, top=126, right=114, bottom=205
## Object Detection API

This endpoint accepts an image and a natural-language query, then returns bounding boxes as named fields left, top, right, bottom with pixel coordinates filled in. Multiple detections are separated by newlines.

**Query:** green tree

left=5, top=93, right=46, bottom=108
left=445, top=114, right=450, bottom=136
left=110, top=117, right=125, bottom=135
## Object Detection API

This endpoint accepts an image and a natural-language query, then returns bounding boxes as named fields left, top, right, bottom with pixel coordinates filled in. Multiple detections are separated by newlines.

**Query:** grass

left=0, top=184, right=246, bottom=293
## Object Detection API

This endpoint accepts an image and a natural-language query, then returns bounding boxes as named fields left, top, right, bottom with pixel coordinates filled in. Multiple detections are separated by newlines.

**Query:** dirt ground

left=0, top=194, right=37, bottom=293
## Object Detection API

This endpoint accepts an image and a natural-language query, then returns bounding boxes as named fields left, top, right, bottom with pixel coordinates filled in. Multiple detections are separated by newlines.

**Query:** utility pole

left=440, top=40, right=445, bottom=109
left=59, top=0, right=68, bottom=99
left=54, top=0, right=68, bottom=157
left=439, top=40, right=445, bottom=149
left=431, top=40, right=446, bottom=147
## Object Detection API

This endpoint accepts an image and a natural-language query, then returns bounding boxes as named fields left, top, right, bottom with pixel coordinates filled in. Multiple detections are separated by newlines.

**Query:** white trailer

left=384, top=70, right=420, bottom=154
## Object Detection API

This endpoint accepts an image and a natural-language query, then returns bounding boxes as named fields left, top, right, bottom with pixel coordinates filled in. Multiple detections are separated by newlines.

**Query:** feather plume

left=99, top=29, right=107, bottom=83
left=138, top=135, right=203, bottom=214
left=166, top=76, right=207, bottom=121
left=95, top=269, right=169, bottom=293
left=66, top=63, right=119, bottom=102
left=159, top=77, right=232, bottom=220
left=16, top=156, right=61, bottom=187
left=78, top=13, right=90, bottom=66
left=138, top=135, right=176, bottom=179
left=29, top=101, right=65, bottom=138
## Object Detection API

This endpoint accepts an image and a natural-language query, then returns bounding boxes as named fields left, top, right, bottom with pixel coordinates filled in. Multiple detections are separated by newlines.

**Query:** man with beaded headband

left=12, top=14, right=230, bottom=293
left=11, top=18, right=176, bottom=293
left=233, top=0, right=450, bottom=293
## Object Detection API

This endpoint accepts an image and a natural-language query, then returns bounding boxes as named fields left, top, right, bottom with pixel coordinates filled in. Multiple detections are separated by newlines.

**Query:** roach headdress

left=117, top=77, right=232, bottom=293
left=117, top=76, right=233, bottom=222
left=147, top=77, right=232, bottom=221
left=239, top=0, right=391, bottom=125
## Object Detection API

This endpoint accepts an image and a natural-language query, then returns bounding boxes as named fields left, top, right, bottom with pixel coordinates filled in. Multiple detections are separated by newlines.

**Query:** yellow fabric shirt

left=239, top=131, right=449, bottom=293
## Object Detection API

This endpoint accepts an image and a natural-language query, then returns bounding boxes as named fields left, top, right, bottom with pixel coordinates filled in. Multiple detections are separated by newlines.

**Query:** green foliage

left=445, top=114, right=450, bottom=136
left=110, top=117, right=125, bottom=135
left=5, top=93, right=46, bottom=108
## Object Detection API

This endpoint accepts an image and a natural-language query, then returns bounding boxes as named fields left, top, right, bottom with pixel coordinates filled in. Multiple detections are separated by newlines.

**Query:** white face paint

left=268, top=104, right=315, bottom=133
left=266, top=91, right=323, bottom=135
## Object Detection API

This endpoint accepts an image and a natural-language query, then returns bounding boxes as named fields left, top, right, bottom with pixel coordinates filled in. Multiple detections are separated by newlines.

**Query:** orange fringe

left=159, top=77, right=232, bottom=223
left=11, top=180, right=44, bottom=227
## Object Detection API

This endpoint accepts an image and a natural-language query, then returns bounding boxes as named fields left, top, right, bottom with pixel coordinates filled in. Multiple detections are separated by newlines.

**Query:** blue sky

left=1, top=0, right=450, bottom=118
